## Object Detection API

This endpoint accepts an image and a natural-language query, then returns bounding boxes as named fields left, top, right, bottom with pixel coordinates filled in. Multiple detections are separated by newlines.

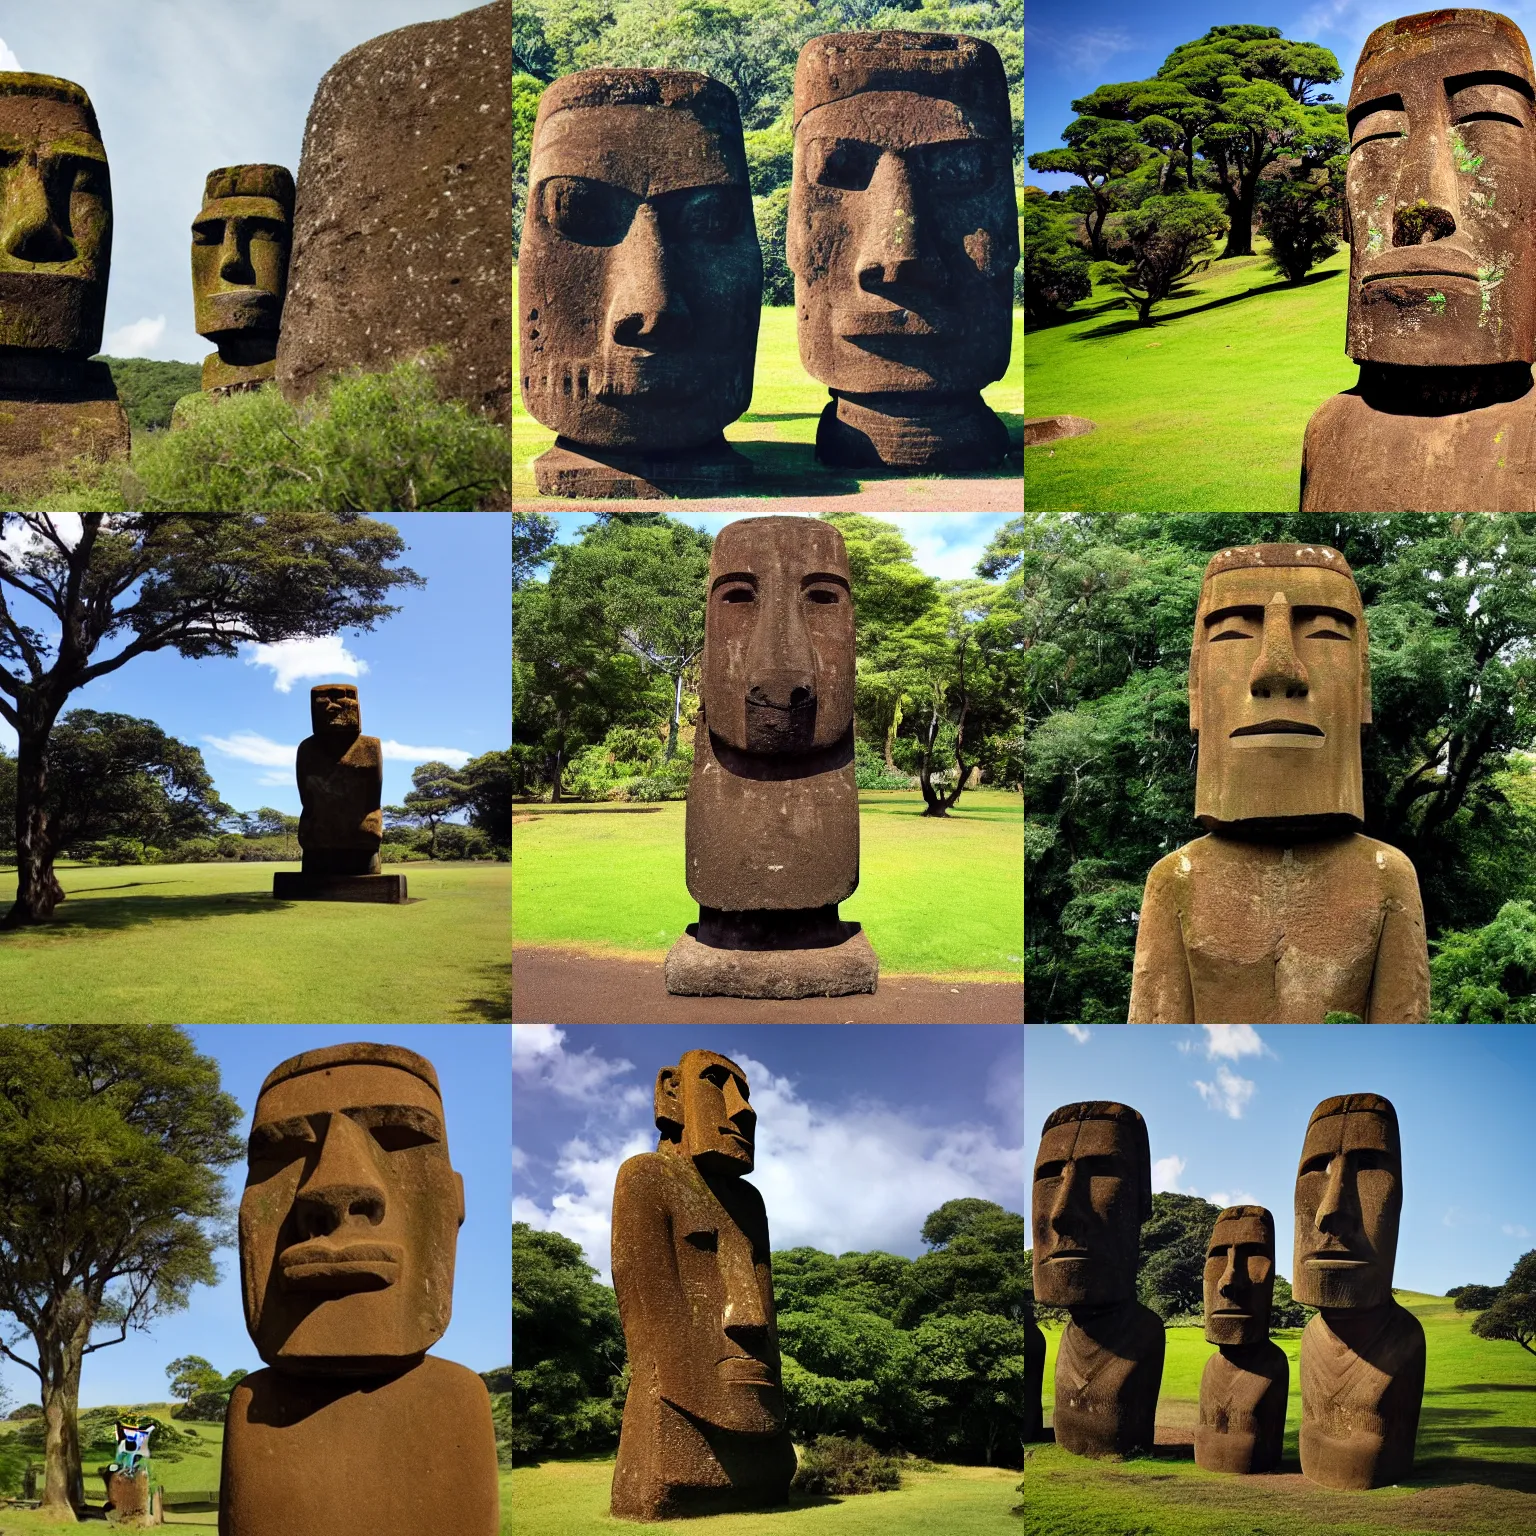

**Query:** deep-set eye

left=1034, top=1160, right=1067, bottom=1180
left=192, top=220, right=224, bottom=246
left=1450, top=80, right=1530, bottom=129
left=1208, top=628, right=1255, bottom=642
left=664, top=186, right=743, bottom=241
left=720, top=585, right=755, bottom=604
left=811, top=137, right=881, bottom=191
left=369, top=1123, right=436, bottom=1153
left=685, top=1230, right=719, bottom=1252
left=913, top=140, right=991, bottom=191
left=804, top=588, right=840, bottom=604
left=1350, top=108, right=1407, bottom=149
left=539, top=176, right=636, bottom=246
left=1304, top=627, right=1351, bottom=640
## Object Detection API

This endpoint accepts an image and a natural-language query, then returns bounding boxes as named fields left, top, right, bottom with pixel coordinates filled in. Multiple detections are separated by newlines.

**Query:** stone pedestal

left=272, top=872, right=408, bottom=904
left=664, top=924, right=877, bottom=998
left=102, top=1467, right=160, bottom=1527
left=534, top=437, right=751, bottom=499
left=202, top=352, right=276, bottom=394
left=815, top=391, right=1010, bottom=470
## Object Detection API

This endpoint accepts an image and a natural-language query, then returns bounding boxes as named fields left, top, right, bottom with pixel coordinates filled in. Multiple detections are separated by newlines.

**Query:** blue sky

left=1025, top=1023, right=1536, bottom=1297
left=1027, top=0, right=1433, bottom=194
left=0, top=513, right=511, bottom=819
left=0, top=0, right=476, bottom=365
left=5, top=1024, right=511, bottom=1412
left=536, top=513, right=1016, bottom=583
left=512, top=1023, right=1023, bottom=1284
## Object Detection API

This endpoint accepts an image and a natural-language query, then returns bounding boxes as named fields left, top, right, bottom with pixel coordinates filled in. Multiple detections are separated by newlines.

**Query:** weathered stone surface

left=298, top=684, right=382, bottom=877
left=1301, top=10, right=1536, bottom=510
left=1195, top=1205, right=1288, bottom=1475
left=102, top=1467, right=153, bottom=1526
left=1294, top=1094, right=1425, bottom=1490
left=275, top=0, right=511, bottom=422
left=1128, top=544, right=1430, bottom=1023
left=222, top=1043, right=498, bottom=1536
left=272, top=872, right=407, bottom=904
left=663, top=925, right=877, bottom=997
left=611, top=1051, right=795, bottom=1520
left=1033, top=1101, right=1164, bottom=1458
left=789, top=32, right=1018, bottom=470
left=519, top=69, right=762, bottom=497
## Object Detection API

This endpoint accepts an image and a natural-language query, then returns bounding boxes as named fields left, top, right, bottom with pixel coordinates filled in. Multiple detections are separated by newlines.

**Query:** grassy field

left=1024, top=241, right=1359, bottom=512
left=512, top=789, right=1023, bottom=982
left=511, top=1456, right=1020, bottom=1535
left=1024, top=1290, right=1536, bottom=1535
left=512, top=266, right=1025, bottom=503
left=0, top=861, right=510, bottom=1023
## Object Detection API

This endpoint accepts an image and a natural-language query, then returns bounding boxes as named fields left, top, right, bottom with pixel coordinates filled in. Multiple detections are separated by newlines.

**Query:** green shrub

left=7, top=1404, right=41, bottom=1420
left=755, top=186, right=794, bottom=306
left=745, top=111, right=794, bottom=197
left=1256, top=175, right=1340, bottom=284
left=1454, top=1283, right=1502, bottom=1311
left=791, top=1436, right=903, bottom=1497
left=1022, top=196, right=1090, bottom=322
left=380, top=842, right=430, bottom=863
left=490, top=1392, right=512, bottom=1467
left=854, top=738, right=915, bottom=790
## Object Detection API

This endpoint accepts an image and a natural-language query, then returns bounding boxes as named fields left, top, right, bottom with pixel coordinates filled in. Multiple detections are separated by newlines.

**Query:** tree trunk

left=550, top=749, right=563, bottom=803
left=883, top=716, right=897, bottom=773
left=665, top=672, right=682, bottom=761
left=37, top=1329, right=86, bottom=1520
left=3, top=700, right=65, bottom=928
left=1221, top=187, right=1253, bottom=258
left=919, top=707, right=947, bottom=817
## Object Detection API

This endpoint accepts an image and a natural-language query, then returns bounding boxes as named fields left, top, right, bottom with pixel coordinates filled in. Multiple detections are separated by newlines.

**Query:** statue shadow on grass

left=1396, top=1398, right=1536, bottom=1493
left=1070, top=268, right=1341, bottom=343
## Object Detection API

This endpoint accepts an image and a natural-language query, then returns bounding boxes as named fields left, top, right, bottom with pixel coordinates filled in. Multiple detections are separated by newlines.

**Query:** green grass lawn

left=512, top=790, right=1023, bottom=983
left=1024, top=241, right=1359, bottom=512
left=0, top=861, right=510, bottom=1023
left=512, top=266, right=1024, bottom=502
left=512, top=1456, right=1019, bottom=1535
left=1024, top=1291, right=1536, bottom=1535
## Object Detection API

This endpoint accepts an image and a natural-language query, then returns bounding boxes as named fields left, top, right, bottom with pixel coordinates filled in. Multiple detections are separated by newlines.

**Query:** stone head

left=192, top=164, right=293, bottom=351
left=702, top=517, right=854, bottom=757
left=1190, top=544, right=1371, bottom=830
left=1344, top=9, right=1536, bottom=365
left=1293, top=1092, right=1403, bottom=1309
left=788, top=31, right=1018, bottom=396
left=0, top=73, right=111, bottom=355
left=239, top=1043, right=465, bottom=1373
left=310, top=683, right=361, bottom=740
left=1032, top=1101, right=1152, bottom=1307
left=518, top=69, right=762, bottom=451
left=1204, top=1205, right=1277, bottom=1346
left=655, top=1048, right=756, bottom=1177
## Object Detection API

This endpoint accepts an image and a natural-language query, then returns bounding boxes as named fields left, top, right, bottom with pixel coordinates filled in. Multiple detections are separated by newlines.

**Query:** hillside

left=95, top=356, right=204, bottom=434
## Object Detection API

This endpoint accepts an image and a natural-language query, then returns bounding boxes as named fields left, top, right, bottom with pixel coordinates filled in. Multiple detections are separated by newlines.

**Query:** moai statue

left=518, top=69, right=763, bottom=497
left=1301, top=10, right=1536, bottom=511
left=610, top=1050, right=795, bottom=1520
left=1194, top=1206, right=1288, bottom=1475
left=1294, top=1093, right=1424, bottom=1489
left=1024, top=1292, right=1047, bottom=1441
left=1032, top=1101, right=1164, bottom=1458
left=789, top=31, right=1018, bottom=471
left=1128, top=544, right=1430, bottom=1023
left=192, top=165, right=294, bottom=394
left=271, top=684, right=406, bottom=904
left=221, top=1043, right=499, bottom=1536
left=663, top=517, right=879, bottom=998
left=0, top=72, right=129, bottom=489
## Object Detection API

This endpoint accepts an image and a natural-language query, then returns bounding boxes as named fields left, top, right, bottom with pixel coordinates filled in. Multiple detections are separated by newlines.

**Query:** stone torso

left=296, top=734, right=383, bottom=850
left=1195, top=1341, right=1288, bottom=1473
left=1053, top=1300, right=1165, bottom=1458
left=219, top=1357, right=498, bottom=1536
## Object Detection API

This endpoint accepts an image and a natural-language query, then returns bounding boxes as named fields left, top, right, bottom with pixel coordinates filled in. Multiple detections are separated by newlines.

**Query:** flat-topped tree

left=0, top=512, right=422, bottom=926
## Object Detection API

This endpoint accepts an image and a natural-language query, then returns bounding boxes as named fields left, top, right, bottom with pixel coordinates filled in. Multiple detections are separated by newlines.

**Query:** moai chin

left=1301, top=9, right=1536, bottom=510
left=0, top=72, right=130, bottom=487
left=192, top=164, right=293, bottom=394
left=663, top=517, right=880, bottom=998
left=789, top=31, right=1019, bottom=471
left=610, top=1050, right=795, bottom=1521
left=518, top=68, right=763, bottom=498
left=1293, top=1094, right=1425, bottom=1489
left=1194, top=1206, right=1289, bottom=1475
left=221, top=1043, right=499, bottom=1536
left=1032, top=1101, right=1165, bottom=1459
left=1128, top=544, right=1430, bottom=1022
left=271, top=684, right=407, bottom=904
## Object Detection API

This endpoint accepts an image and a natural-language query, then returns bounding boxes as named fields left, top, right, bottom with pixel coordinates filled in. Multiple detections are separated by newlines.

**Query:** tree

left=0, top=1025, right=242, bottom=1519
left=384, top=761, right=466, bottom=859
left=902, top=1201, right=1027, bottom=1325
left=0, top=513, right=421, bottom=925
left=458, top=749, right=513, bottom=848
left=1098, top=193, right=1226, bottom=324
left=754, top=185, right=794, bottom=305
left=512, top=513, right=557, bottom=595
left=164, top=1356, right=222, bottom=1411
left=1454, top=1284, right=1503, bottom=1311
left=1028, top=117, right=1147, bottom=259
left=1269, top=1274, right=1315, bottom=1329
left=1472, top=1292, right=1536, bottom=1354
left=910, top=1310, right=1026, bottom=1466
left=1256, top=172, right=1340, bottom=283
left=1023, top=193, right=1092, bottom=322
left=1430, top=901, right=1536, bottom=1022
left=234, top=806, right=299, bottom=858
left=0, top=748, right=13, bottom=855
left=1069, top=80, right=1213, bottom=194
left=1136, top=1192, right=1223, bottom=1320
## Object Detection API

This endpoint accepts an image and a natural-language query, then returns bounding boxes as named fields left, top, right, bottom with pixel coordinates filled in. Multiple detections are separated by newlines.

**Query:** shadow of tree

left=1071, top=269, right=1342, bottom=342
left=459, top=965, right=512, bottom=1022
left=1, top=889, right=293, bottom=938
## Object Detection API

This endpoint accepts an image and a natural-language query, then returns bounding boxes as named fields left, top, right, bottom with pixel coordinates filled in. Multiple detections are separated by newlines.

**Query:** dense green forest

left=511, top=512, right=1025, bottom=813
left=95, top=357, right=203, bottom=435
left=1025, top=514, right=1536, bottom=1024
left=512, top=1198, right=1026, bottom=1467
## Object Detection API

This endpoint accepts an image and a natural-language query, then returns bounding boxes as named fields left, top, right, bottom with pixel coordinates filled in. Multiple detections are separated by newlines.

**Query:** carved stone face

left=0, top=75, right=112, bottom=355
left=1292, top=1095, right=1402, bottom=1310
left=1192, top=554, right=1369, bottom=828
left=518, top=70, right=762, bottom=451
left=1344, top=10, right=1536, bottom=365
left=788, top=32, right=1018, bottom=395
left=239, top=1049, right=464, bottom=1371
left=1031, top=1103, right=1150, bottom=1308
left=192, top=165, right=293, bottom=350
left=656, top=1049, right=757, bottom=1177
left=702, top=517, right=854, bottom=756
left=1204, top=1208, right=1276, bottom=1346
left=310, top=684, right=361, bottom=739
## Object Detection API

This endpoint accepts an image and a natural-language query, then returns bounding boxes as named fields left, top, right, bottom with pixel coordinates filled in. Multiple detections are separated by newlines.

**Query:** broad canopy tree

left=0, top=512, right=421, bottom=925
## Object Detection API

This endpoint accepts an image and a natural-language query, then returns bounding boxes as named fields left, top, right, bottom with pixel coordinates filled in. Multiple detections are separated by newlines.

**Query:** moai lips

left=1128, top=545, right=1430, bottom=1023
left=519, top=69, right=762, bottom=497
left=610, top=1051, right=795, bottom=1521
left=789, top=31, right=1018, bottom=469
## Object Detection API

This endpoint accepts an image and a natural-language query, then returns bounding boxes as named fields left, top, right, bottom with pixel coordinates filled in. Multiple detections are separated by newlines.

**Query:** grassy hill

left=95, top=356, right=204, bottom=434
left=1023, top=1290, right=1536, bottom=1535
left=1024, top=242, right=1358, bottom=512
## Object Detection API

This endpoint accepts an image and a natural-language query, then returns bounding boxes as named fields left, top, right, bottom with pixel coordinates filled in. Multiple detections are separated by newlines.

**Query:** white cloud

left=1030, top=25, right=1138, bottom=75
left=102, top=316, right=166, bottom=356
left=242, top=635, right=369, bottom=694
left=1207, top=1190, right=1261, bottom=1211
left=381, top=740, right=471, bottom=768
left=203, top=731, right=294, bottom=767
left=1443, top=1207, right=1489, bottom=1229
left=0, top=38, right=18, bottom=71
left=1062, top=1024, right=1091, bottom=1043
left=1503, top=1223, right=1531, bottom=1239
left=511, top=1146, right=530, bottom=1174
left=1194, top=1066, right=1256, bottom=1120
left=1152, top=1155, right=1189, bottom=1193
left=511, top=1025, right=648, bottom=1108
left=1199, top=1025, right=1272, bottom=1061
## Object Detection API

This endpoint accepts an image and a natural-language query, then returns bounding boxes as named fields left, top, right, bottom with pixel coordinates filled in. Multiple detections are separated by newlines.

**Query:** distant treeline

left=94, top=357, right=203, bottom=435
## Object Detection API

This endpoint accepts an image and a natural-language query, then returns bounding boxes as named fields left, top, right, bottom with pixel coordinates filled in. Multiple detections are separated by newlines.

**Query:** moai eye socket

left=809, top=137, right=881, bottom=191
left=540, top=176, right=638, bottom=246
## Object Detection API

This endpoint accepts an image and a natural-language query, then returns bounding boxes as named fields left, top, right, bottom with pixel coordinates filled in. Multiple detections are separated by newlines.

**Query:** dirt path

left=513, top=946, right=1023, bottom=1023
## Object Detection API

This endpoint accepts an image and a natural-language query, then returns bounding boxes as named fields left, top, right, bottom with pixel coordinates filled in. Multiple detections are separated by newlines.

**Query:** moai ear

left=655, top=1066, right=684, bottom=1141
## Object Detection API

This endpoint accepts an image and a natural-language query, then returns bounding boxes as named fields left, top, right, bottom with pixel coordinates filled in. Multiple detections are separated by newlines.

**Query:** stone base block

left=272, top=872, right=408, bottom=903
left=664, top=926, right=878, bottom=998
left=534, top=436, right=751, bottom=499
left=0, top=364, right=131, bottom=493
left=815, top=391, right=1010, bottom=470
